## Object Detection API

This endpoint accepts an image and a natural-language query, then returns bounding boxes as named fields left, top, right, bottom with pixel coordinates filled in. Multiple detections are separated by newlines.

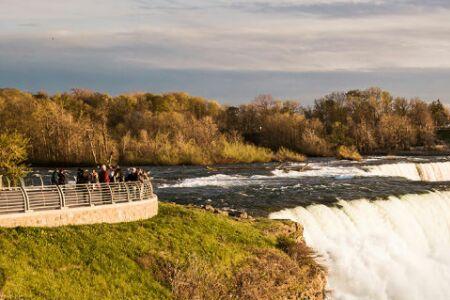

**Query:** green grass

left=0, top=204, right=323, bottom=299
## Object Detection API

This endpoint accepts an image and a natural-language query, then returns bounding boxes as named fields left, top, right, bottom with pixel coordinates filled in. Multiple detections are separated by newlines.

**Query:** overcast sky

left=1, top=0, right=450, bottom=104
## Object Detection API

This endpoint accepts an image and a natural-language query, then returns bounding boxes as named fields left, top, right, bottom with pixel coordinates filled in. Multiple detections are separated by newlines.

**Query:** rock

left=239, top=211, right=248, bottom=219
left=218, top=210, right=229, bottom=217
left=204, top=205, right=214, bottom=212
left=229, top=210, right=248, bottom=219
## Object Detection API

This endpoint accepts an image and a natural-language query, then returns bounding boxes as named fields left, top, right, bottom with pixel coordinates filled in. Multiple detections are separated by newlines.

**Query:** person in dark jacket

left=77, top=169, right=90, bottom=184
left=125, top=168, right=138, bottom=182
left=109, top=166, right=116, bottom=183
left=76, top=168, right=84, bottom=184
left=115, top=167, right=125, bottom=182
left=51, top=170, right=59, bottom=185
left=57, top=169, right=66, bottom=185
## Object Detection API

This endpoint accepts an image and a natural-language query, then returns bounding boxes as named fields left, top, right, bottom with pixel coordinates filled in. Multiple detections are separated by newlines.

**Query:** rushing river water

left=30, top=156, right=450, bottom=300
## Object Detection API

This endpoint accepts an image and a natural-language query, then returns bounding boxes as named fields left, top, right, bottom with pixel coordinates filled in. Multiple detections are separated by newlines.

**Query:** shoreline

left=26, top=151, right=450, bottom=168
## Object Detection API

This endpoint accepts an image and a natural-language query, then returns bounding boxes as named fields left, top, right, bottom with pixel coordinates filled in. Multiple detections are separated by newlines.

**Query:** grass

left=274, top=147, right=306, bottom=163
left=336, top=145, right=362, bottom=161
left=0, top=203, right=325, bottom=300
left=219, top=141, right=273, bottom=164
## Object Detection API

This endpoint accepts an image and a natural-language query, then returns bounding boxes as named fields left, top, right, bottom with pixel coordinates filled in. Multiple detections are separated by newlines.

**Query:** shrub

left=274, top=147, right=306, bottom=162
left=233, top=249, right=307, bottom=299
left=147, top=248, right=324, bottom=300
left=219, top=141, right=273, bottom=164
left=300, top=130, right=332, bottom=157
left=336, top=145, right=362, bottom=161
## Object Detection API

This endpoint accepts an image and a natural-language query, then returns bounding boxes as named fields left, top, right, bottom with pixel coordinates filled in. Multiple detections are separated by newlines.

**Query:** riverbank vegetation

left=0, top=87, right=448, bottom=165
left=0, top=132, right=29, bottom=185
left=0, top=203, right=325, bottom=299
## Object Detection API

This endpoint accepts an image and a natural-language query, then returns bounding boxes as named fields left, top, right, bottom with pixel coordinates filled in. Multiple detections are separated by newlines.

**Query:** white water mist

left=270, top=191, right=450, bottom=300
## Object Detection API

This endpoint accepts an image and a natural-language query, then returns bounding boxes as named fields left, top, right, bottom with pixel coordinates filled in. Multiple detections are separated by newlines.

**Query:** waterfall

left=270, top=191, right=450, bottom=300
left=368, top=161, right=450, bottom=181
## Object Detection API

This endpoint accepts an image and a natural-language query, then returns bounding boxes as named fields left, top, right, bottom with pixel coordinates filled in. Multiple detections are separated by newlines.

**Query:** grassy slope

left=0, top=204, right=322, bottom=299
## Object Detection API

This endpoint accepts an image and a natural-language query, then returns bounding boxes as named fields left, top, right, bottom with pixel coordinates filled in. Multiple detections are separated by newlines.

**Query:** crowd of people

left=51, top=165, right=150, bottom=185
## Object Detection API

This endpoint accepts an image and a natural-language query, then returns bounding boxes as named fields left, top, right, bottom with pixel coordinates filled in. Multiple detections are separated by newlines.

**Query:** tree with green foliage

left=0, top=133, right=29, bottom=186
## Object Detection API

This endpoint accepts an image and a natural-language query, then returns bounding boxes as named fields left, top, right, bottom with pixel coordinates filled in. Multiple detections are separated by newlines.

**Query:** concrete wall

left=0, top=196, right=158, bottom=227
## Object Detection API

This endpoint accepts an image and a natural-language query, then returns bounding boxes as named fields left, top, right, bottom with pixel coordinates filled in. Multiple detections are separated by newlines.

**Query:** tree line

left=0, top=87, right=448, bottom=166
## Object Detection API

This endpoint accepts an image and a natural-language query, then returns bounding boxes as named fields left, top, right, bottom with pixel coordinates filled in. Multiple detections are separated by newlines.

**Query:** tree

left=0, top=133, right=29, bottom=186
left=429, top=99, right=450, bottom=127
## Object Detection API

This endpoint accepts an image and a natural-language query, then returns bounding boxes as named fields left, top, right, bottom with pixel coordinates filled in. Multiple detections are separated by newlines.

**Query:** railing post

left=5, top=177, right=10, bottom=189
left=138, top=182, right=144, bottom=200
left=124, top=182, right=131, bottom=202
left=149, top=181, right=154, bottom=195
left=144, top=180, right=153, bottom=196
left=38, top=175, right=44, bottom=188
left=85, top=184, right=93, bottom=206
left=56, top=185, right=66, bottom=209
left=108, top=183, right=114, bottom=204
left=0, top=175, right=2, bottom=189
left=19, top=185, right=30, bottom=212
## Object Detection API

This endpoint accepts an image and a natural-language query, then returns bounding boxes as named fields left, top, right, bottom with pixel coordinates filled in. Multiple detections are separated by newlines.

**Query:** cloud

left=2, top=6, right=449, bottom=73
left=1, top=0, right=450, bottom=102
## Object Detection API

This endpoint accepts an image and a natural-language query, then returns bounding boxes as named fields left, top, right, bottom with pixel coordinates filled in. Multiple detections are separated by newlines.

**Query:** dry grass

left=336, top=145, right=362, bottom=161
left=137, top=234, right=326, bottom=300
left=219, top=141, right=273, bottom=164
left=233, top=248, right=307, bottom=299
left=274, top=147, right=306, bottom=163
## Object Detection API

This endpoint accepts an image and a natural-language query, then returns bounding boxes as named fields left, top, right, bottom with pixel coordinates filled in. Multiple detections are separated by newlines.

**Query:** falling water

left=270, top=191, right=450, bottom=300
left=368, top=161, right=450, bottom=181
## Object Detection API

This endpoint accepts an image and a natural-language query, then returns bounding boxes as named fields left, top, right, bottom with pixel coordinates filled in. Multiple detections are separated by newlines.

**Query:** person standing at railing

left=57, top=169, right=66, bottom=185
left=108, top=165, right=115, bottom=183
left=99, top=165, right=110, bottom=184
left=51, top=170, right=58, bottom=185
left=138, top=168, right=149, bottom=182
left=77, top=169, right=91, bottom=184
left=125, top=168, right=138, bottom=182
left=114, top=167, right=125, bottom=182
left=90, top=169, right=99, bottom=184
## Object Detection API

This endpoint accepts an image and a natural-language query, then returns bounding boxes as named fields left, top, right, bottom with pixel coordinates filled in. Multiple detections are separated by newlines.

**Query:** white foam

left=270, top=191, right=450, bottom=300
left=368, top=161, right=450, bottom=182
left=367, top=162, right=422, bottom=181
left=159, top=163, right=372, bottom=188
left=159, top=160, right=450, bottom=188
left=158, top=174, right=248, bottom=188
left=270, top=165, right=368, bottom=179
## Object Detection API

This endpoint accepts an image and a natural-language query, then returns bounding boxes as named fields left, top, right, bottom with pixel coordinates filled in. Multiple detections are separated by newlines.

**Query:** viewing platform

left=0, top=181, right=158, bottom=227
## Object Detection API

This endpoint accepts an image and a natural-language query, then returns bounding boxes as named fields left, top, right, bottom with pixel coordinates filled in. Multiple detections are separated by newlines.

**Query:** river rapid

left=31, top=156, right=450, bottom=300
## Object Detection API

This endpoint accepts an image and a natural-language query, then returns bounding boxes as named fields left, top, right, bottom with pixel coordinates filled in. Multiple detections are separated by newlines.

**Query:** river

left=29, top=156, right=450, bottom=300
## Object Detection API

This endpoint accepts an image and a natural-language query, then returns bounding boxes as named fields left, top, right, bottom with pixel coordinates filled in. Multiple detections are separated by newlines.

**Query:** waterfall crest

left=270, top=191, right=450, bottom=300
left=368, top=161, right=450, bottom=181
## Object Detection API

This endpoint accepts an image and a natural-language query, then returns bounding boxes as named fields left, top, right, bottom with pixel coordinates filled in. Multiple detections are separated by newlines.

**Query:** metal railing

left=0, top=181, right=154, bottom=215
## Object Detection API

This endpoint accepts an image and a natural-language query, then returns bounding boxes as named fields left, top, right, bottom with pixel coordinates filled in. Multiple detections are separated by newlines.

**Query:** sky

left=1, top=0, right=450, bottom=104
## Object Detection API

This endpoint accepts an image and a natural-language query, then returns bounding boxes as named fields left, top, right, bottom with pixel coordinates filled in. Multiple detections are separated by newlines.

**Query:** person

left=114, top=167, right=125, bottom=182
left=125, top=167, right=138, bottom=182
left=77, top=169, right=90, bottom=184
left=98, top=164, right=110, bottom=183
left=76, top=168, right=84, bottom=184
left=138, top=168, right=149, bottom=182
left=51, top=169, right=59, bottom=185
left=57, top=169, right=66, bottom=185
left=109, top=166, right=115, bottom=183
left=90, top=169, right=99, bottom=184
left=82, top=169, right=90, bottom=183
